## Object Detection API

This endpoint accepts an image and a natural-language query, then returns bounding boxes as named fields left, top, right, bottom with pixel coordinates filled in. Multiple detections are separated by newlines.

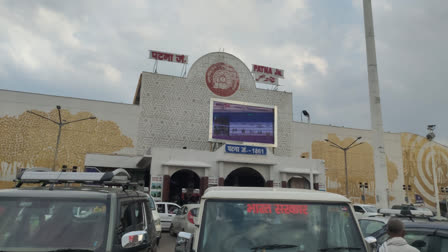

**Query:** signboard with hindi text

left=149, top=50, right=188, bottom=64
left=225, top=144, right=267, bottom=155
left=253, top=72, right=279, bottom=85
left=252, top=64, right=284, bottom=85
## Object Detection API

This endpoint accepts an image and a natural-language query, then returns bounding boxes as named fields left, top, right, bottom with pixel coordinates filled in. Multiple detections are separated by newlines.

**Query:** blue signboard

left=415, top=194, right=424, bottom=204
left=225, top=144, right=267, bottom=155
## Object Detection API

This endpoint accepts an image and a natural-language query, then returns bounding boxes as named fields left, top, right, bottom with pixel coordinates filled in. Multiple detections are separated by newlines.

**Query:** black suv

left=0, top=168, right=158, bottom=252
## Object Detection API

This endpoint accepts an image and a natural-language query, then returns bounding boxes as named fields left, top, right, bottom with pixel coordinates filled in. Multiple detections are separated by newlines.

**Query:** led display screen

left=210, top=100, right=276, bottom=146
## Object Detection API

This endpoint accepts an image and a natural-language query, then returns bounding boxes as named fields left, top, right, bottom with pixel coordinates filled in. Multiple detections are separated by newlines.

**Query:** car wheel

left=169, top=224, right=176, bottom=237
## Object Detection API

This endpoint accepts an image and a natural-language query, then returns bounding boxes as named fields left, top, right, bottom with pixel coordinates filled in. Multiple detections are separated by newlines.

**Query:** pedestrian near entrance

left=378, top=218, right=419, bottom=252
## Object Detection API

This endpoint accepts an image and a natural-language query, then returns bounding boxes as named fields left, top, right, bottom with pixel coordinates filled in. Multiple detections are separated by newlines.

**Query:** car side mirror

left=364, top=236, right=377, bottom=250
left=121, top=230, right=148, bottom=248
left=175, top=232, right=193, bottom=252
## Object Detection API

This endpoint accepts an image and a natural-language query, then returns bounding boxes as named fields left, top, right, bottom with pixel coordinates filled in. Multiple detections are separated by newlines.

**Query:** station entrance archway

left=224, top=167, right=265, bottom=187
left=288, top=176, right=310, bottom=189
left=169, top=169, right=200, bottom=204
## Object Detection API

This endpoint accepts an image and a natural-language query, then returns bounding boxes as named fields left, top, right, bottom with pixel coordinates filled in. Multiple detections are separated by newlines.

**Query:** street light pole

left=344, top=150, right=348, bottom=196
left=27, top=105, right=96, bottom=171
left=325, top=137, right=364, bottom=198
left=426, top=125, right=442, bottom=219
left=302, top=110, right=313, bottom=190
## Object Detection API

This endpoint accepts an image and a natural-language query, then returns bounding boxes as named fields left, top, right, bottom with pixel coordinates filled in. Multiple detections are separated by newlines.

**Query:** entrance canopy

left=85, top=153, right=144, bottom=169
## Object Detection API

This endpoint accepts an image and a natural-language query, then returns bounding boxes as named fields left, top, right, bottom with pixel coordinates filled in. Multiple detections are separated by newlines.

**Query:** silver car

left=169, top=204, right=200, bottom=236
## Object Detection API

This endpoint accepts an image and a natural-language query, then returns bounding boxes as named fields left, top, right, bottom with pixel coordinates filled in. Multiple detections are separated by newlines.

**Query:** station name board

left=225, top=144, right=267, bottom=155
left=252, top=64, right=284, bottom=78
left=252, top=64, right=284, bottom=85
left=149, top=50, right=188, bottom=64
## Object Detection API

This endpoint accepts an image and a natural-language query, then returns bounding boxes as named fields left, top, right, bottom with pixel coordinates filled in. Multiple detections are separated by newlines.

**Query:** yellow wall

left=401, top=133, right=448, bottom=207
left=312, top=134, right=399, bottom=204
left=0, top=109, right=133, bottom=188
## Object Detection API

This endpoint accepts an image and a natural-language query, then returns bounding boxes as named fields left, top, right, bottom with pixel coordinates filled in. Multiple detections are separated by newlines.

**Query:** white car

left=174, top=187, right=372, bottom=252
left=379, top=204, right=434, bottom=217
left=170, top=204, right=200, bottom=236
left=148, top=195, right=162, bottom=245
left=156, top=202, right=181, bottom=231
left=353, top=204, right=382, bottom=218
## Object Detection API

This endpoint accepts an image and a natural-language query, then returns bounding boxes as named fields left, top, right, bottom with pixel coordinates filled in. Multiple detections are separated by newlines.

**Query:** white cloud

left=87, top=62, right=122, bottom=83
left=35, top=7, right=81, bottom=48
left=0, top=0, right=446, bottom=142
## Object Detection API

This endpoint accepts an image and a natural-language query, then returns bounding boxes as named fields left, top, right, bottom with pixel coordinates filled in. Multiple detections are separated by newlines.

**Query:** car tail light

left=187, top=210, right=194, bottom=224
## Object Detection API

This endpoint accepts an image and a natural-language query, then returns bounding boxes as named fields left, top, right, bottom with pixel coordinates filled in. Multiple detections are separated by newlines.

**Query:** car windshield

left=197, top=200, right=366, bottom=252
left=358, top=220, right=385, bottom=236
left=364, top=206, right=378, bottom=213
left=0, top=197, right=109, bottom=252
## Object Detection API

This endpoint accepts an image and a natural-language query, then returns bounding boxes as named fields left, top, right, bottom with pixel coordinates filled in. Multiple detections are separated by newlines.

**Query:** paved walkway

left=158, top=232, right=176, bottom=252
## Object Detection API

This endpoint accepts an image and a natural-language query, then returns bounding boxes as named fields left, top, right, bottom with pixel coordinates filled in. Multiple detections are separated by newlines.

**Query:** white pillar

left=363, top=0, right=389, bottom=208
left=431, top=143, right=442, bottom=218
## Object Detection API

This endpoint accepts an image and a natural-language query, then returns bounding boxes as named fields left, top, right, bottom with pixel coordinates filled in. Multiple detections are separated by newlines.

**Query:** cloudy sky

left=0, top=0, right=446, bottom=144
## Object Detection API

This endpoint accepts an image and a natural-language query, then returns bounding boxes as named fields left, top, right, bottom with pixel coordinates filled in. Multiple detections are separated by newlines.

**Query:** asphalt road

left=159, top=232, right=176, bottom=252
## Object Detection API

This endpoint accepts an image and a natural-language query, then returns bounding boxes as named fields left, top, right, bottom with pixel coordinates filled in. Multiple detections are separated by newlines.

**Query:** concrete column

left=363, top=0, right=389, bottom=208
left=162, top=175, right=171, bottom=202
left=218, top=177, right=224, bottom=186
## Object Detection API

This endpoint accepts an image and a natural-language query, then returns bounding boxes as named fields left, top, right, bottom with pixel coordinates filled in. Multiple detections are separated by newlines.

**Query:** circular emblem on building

left=205, top=62, right=239, bottom=97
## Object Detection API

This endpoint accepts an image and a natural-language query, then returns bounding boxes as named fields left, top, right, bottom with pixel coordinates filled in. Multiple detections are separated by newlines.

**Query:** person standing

left=378, top=218, right=419, bottom=252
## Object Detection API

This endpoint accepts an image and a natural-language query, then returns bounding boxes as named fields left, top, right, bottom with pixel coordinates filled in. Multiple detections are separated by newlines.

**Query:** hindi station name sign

left=225, top=144, right=267, bottom=155
left=252, top=64, right=284, bottom=85
left=149, top=50, right=188, bottom=64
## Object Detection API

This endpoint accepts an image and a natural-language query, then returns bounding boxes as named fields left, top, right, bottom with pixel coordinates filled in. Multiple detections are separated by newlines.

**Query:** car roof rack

left=14, top=168, right=133, bottom=190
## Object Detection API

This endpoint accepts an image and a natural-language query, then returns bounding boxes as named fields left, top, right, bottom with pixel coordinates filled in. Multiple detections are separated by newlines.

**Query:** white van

left=175, top=187, right=374, bottom=252
left=155, top=202, right=181, bottom=231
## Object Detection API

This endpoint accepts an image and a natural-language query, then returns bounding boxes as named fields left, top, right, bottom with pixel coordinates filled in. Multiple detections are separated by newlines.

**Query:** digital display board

left=209, top=99, right=277, bottom=147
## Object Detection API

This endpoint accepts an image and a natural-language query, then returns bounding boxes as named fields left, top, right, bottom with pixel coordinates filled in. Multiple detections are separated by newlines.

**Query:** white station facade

left=4, top=51, right=447, bottom=209
left=121, top=51, right=325, bottom=202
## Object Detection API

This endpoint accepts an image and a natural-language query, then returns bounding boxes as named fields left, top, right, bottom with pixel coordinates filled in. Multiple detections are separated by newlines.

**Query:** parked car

left=368, top=221, right=448, bottom=251
left=379, top=204, right=434, bottom=217
left=155, top=202, right=181, bottom=231
left=354, top=204, right=381, bottom=218
left=358, top=214, right=435, bottom=237
left=147, top=195, right=162, bottom=245
left=169, top=204, right=200, bottom=236
left=1, top=168, right=158, bottom=252
left=175, top=187, right=372, bottom=252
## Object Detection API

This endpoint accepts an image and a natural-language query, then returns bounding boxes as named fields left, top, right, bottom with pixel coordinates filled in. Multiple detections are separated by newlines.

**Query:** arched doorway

left=288, top=176, right=310, bottom=189
left=169, top=169, right=200, bottom=205
left=224, top=167, right=266, bottom=187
